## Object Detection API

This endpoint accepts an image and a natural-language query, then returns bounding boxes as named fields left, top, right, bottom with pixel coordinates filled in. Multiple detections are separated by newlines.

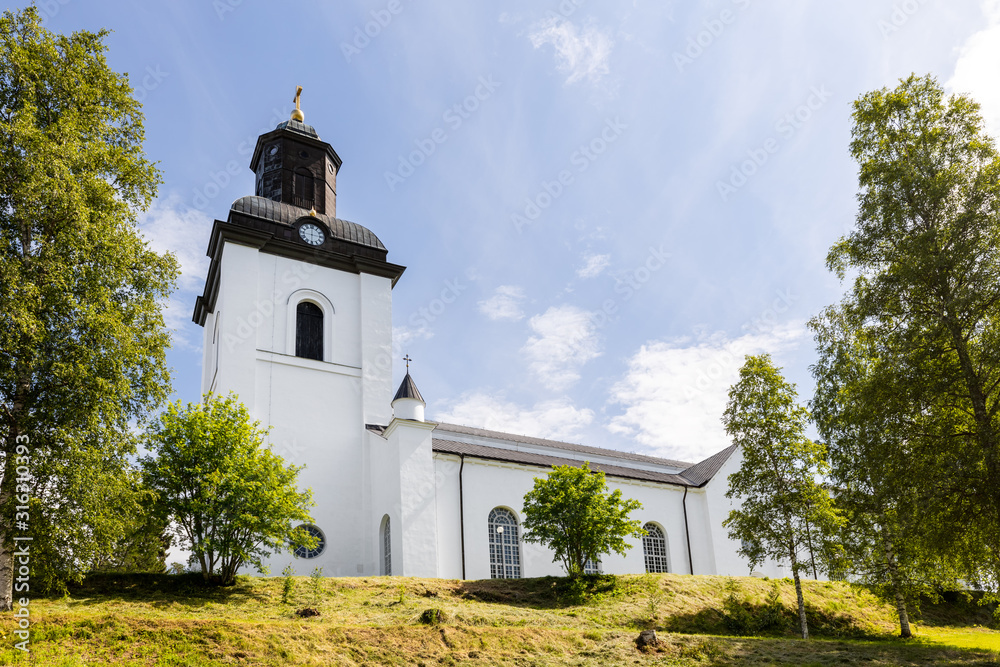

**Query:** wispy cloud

left=434, top=391, right=594, bottom=442
left=528, top=17, right=614, bottom=85
left=948, top=0, right=1000, bottom=139
left=607, top=323, right=808, bottom=463
left=576, top=253, right=611, bottom=278
left=138, top=196, right=212, bottom=349
left=478, top=285, right=527, bottom=321
left=522, top=305, right=601, bottom=391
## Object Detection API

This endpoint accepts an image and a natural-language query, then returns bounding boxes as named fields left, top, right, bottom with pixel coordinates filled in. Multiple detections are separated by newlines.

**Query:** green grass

left=0, top=573, right=995, bottom=665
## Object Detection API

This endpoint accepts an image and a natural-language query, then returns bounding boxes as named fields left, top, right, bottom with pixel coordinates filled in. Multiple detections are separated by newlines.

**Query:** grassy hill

left=0, top=572, right=997, bottom=666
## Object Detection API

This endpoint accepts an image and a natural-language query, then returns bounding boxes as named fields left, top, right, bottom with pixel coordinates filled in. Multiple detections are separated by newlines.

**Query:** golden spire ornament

left=291, top=85, right=304, bottom=122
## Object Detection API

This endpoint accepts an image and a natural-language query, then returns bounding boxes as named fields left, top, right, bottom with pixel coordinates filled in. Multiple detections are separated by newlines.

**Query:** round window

left=292, top=524, right=326, bottom=559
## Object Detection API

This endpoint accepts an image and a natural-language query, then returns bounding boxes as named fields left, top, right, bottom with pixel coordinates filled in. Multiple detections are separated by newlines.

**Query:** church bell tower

left=192, top=89, right=406, bottom=576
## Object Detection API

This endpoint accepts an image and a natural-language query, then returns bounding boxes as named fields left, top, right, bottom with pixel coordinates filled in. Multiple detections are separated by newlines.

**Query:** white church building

left=192, top=102, right=783, bottom=581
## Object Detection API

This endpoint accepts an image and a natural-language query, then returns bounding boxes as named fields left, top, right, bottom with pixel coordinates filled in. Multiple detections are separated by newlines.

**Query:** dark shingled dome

left=230, top=196, right=387, bottom=251
left=393, top=373, right=424, bottom=403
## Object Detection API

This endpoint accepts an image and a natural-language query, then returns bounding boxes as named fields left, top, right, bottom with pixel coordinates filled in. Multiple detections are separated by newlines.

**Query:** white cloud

left=576, top=253, right=611, bottom=279
left=948, top=0, right=1000, bottom=139
left=528, top=17, right=614, bottom=85
left=478, top=285, right=526, bottom=321
left=433, top=392, right=594, bottom=442
left=522, top=305, right=601, bottom=391
left=138, top=196, right=212, bottom=349
left=393, top=323, right=434, bottom=351
left=607, top=323, right=807, bottom=463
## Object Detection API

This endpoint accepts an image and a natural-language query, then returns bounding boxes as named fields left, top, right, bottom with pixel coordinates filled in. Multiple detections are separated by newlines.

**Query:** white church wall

left=206, top=241, right=261, bottom=405
left=451, top=457, right=698, bottom=580
left=368, top=429, right=402, bottom=576
left=389, top=419, right=440, bottom=577
left=359, top=273, right=393, bottom=426
left=433, top=454, right=464, bottom=579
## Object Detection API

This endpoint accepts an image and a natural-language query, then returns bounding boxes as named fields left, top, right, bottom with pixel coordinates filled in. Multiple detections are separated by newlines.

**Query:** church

left=191, top=95, right=784, bottom=581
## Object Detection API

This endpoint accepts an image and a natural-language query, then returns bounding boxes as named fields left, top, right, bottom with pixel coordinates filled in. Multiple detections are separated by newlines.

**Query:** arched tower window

left=642, top=522, right=669, bottom=573
left=488, top=507, right=521, bottom=579
left=295, top=301, right=323, bottom=361
left=381, top=515, right=392, bottom=576
left=293, top=167, right=315, bottom=209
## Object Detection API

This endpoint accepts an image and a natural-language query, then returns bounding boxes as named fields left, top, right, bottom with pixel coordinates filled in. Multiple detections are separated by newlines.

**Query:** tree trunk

left=882, top=528, right=912, bottom=638
left=793, top=570, right=808, bottom=639
left=893, top=585, right=912, bottom=638
left=790, top=547, right=808, bottom=640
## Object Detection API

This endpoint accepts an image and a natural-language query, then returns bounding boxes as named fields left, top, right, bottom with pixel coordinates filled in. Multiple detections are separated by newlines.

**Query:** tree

left=0, top=7, right=177, bottom=608
left=810, top=308, right=959, bottom=637
left=722, top=354, right=843, bottom=640
left=141, top=394, right=316, bottom=586
left=521, top=462, right=644, bottom=578
left=828, top=74, right=1000, bottom=597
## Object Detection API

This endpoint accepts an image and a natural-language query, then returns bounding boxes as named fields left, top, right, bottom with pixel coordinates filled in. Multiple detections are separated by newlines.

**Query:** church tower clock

left=192, top=90, right=406, bottom=576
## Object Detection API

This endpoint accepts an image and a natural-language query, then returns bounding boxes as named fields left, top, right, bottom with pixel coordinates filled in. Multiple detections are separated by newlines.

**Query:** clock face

left=293, top=524, right=326, bottom=559
left=298, top=222, right=325, bottom=246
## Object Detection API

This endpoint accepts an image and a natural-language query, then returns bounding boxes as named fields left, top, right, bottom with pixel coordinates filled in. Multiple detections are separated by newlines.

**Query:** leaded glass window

left=642, top=522, right=668, bottom=573
left=293, top=524, right=325, bottom=559
left=295, top=301, right=323, bottom=360
left=583, top=558, right=601, bottom=575
left=488, top=507, right=521, bottom=579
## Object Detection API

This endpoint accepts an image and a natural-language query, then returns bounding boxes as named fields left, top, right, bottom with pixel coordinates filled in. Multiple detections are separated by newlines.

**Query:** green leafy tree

left=521, top=462, right=644, bottom=578
left=141, top=394, right=316, bottom=586
left=828, top=73, right=1000, bottom=599
left=722, top=354, right=843, bottom=640
left=810, top=308, right=960, bottom=637
left=0, top=7, right=176, bottom=608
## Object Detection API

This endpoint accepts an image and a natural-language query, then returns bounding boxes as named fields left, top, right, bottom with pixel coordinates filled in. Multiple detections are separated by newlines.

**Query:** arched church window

left=295, top=301, right=323, bottom=361
left=488, top=507, right=521, bottom=579
left=642, top=522, right=669, bottom=573
left=583, top=557, right=601, bottom=575
left=293, top=167, right=315, bottom=208
left=381, top=515, right=392, bottom=576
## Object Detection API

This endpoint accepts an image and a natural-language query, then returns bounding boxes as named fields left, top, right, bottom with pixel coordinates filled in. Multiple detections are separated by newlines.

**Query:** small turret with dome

left=392, top=355, right=426, bottom=422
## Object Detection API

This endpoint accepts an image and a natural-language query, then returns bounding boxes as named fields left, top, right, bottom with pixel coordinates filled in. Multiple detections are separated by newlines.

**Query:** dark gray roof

left=230, top=196, right=386, bottom=251
left=433, top=422, right=693, bottom=469
left=432, top=439, right=697, bottom=487
left=274, top=119, right=320, bottom=138
left=393, top=373, right=424, bottom=403
left=679, top=444, right=738, bottom=486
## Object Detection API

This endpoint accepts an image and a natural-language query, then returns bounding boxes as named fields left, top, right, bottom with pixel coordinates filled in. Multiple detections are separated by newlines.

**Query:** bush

left=721, top=579, right=787, bottom=636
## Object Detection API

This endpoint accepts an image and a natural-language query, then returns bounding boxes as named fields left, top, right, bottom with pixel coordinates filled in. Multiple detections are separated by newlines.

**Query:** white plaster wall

left=452, top=459, right=694, bottom=580
left=387, top=419, right=439, bottom=577
left=205, top=240, right=397, bottom=578
left=433, top=454, right=464, bottom=579
left=368, top=429, right=401, bottom=575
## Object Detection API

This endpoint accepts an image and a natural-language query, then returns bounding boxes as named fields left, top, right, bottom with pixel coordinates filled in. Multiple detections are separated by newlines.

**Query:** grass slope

left=0, top=573, right=997, bottom=666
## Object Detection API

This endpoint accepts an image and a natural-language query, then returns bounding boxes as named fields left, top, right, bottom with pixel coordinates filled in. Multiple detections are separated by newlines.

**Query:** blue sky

left=25, top=0, right=1000, bottom=463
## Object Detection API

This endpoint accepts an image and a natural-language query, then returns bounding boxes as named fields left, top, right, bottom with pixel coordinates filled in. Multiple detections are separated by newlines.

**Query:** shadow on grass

left=458, top=574, right=620, bottom=609
left=61, top=572, right=270, bottom=610
left=651, top=634, right=1000, bottom=667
